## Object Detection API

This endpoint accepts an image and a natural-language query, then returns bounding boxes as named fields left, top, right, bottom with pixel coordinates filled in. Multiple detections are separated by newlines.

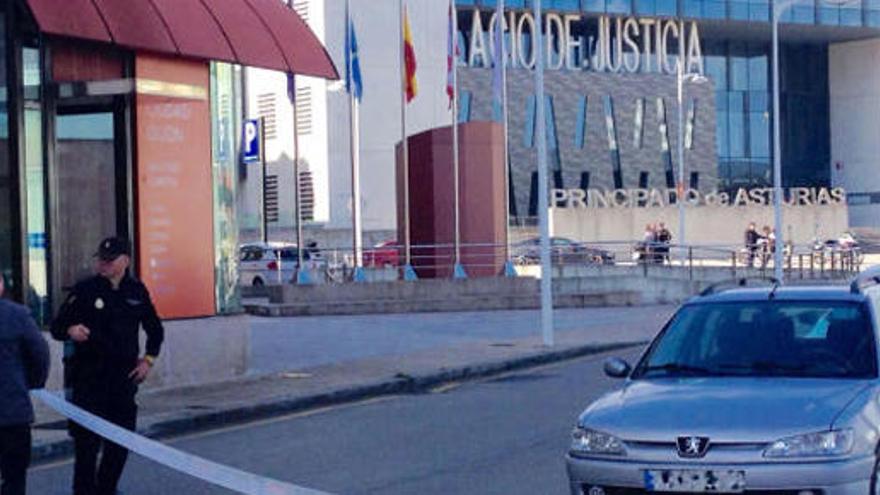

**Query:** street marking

left=429, top=382, right=462, bottom=394
left=33, top=390, right=332, bottom=495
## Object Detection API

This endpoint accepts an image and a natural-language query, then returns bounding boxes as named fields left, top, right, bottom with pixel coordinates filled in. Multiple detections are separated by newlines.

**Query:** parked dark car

left=512, top=237, right=614, bottom=266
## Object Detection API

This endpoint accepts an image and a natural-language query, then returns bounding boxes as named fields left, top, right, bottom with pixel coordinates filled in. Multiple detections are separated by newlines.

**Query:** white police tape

left=33, top=390, right=332, bottom=495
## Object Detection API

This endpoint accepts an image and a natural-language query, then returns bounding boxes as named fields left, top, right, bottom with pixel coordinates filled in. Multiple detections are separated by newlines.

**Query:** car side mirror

left=604, top=358, right=631, bottom=379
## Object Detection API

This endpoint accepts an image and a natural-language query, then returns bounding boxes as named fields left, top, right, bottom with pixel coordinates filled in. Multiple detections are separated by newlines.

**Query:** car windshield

left=633, top=301, right=877, bottom=379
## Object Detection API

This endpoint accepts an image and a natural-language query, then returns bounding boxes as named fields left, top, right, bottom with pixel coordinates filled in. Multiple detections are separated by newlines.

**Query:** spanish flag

left=403, top=6, right=418, bottom=103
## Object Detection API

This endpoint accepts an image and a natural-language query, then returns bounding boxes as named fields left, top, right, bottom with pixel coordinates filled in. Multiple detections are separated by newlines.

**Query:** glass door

left=52, top=108, right=127, bottom=302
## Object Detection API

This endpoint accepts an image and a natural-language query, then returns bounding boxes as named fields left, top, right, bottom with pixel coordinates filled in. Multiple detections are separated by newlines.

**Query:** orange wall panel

left=135, top=54, right=215, bottom=319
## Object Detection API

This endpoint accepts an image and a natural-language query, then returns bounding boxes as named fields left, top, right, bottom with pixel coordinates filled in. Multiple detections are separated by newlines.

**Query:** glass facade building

left=456, top=0, right=873, bottom=215
left=458, top=0, right=877, bottom=26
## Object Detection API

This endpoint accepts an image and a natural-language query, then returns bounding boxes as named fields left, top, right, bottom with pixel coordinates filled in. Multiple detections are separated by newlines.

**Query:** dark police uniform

left=51, top=268, right=163, bottom=495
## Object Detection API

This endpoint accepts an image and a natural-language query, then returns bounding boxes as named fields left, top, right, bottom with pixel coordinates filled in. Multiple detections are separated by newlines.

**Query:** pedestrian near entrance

left=50, top=238, right=164, bottom=495
left=744, top=222, right=761, bottom=268
left=0, top=274, right=50, bottom=495
left=656, top=222, right=672, bottom=264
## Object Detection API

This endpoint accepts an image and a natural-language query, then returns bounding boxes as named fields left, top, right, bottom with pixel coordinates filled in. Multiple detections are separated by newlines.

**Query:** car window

left=278, top=248, right=311, bottom=261
left=634, top=301, right=877, bottom=379
left=240, top=248, right=263, bottom=262
left=865, top=286, right=880, bottom=332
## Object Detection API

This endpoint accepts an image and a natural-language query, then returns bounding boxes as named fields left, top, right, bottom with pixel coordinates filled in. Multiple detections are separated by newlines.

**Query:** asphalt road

left=247, top=306, right=671, bottom=374
left=29, top=348, right=643, bottom=495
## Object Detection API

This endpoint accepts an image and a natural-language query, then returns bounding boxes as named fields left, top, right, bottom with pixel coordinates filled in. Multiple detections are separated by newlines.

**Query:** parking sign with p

left=242, top=119, right=260, bottom=163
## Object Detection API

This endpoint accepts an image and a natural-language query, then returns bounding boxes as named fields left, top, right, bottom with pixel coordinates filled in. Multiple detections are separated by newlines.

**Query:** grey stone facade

left=458, top=67, right=718, bottom=219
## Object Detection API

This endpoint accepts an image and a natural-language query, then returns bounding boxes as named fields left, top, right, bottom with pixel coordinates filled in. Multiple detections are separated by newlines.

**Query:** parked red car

left=363, top=240, right=400, bottom=267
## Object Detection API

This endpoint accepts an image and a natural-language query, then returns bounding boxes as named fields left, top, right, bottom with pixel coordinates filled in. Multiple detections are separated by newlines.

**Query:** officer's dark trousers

left=0, top=425, right=30, bottom=495
left=70, top=376, right=137, bottom=495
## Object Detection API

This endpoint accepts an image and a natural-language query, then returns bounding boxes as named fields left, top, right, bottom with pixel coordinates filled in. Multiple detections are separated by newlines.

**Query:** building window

left=291, top=0, right=308, bottom=22
left=603, top=95, right=619, bottom=151
left=633, top=98, right=645, bottom=149
left=295, top=85, right=312, bottom=136
left=20, top=43, right=50, bottom=323
left=298, top=170, right=315, bottom=222
left=524, top=94, right=536, bottom=148
left=656, top=98, right=675, bottom=188
left=256, top=93, right=277, bottom=140
left=685, top=99, right=697, bottom=150
left=603, top=96, right=624, bottom=188
left=210, top=62, right=241, bottom=314
left=459, top=91, right=473, bottom=123
left=545, top=95, right=563, bottom=173
left=580, top=171, right=591, bottom=190
left=0, top=8, right=13, bottom=297
left=574, top=95, right=587, bottom=149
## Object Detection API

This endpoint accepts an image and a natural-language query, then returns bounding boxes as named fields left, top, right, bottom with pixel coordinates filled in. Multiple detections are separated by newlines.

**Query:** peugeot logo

left=676, top=436, right=710, bottom=458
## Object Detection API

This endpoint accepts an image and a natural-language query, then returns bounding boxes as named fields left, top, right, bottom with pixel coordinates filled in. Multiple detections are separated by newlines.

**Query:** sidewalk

left=31, top=305, right=674, bottom=462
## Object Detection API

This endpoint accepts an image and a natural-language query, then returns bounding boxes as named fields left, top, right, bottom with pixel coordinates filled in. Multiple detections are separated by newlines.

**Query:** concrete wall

left=45, top=315, right=250, bottom=392
left=830, top=39, right=880, bottom=229
left=551, top=203, right=848, bottom=245
left=253, top=267, right=851, bottom=317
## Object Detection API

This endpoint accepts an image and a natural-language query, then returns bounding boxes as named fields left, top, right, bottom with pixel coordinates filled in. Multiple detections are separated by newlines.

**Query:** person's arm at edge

left=20, top=309, right=50, bottom=390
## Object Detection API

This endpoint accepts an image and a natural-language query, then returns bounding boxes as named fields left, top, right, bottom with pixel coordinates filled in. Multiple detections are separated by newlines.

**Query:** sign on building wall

left=463, top=9, right=704, bottom=76
left=553, top=187, right=847, bottom=208
left=136, top=54, right=215, bottom=319
left=242, top=119, right=261, bottom=163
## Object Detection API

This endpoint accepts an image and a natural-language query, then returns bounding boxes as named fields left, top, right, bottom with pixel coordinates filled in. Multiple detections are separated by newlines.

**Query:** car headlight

left=570, top=427, right=627, bottom=457
left=763, top=429, right=855, bottom=458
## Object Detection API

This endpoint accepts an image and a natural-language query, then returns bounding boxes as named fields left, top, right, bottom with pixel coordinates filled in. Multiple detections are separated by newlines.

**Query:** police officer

left=50, top=237, right=164, bottom=495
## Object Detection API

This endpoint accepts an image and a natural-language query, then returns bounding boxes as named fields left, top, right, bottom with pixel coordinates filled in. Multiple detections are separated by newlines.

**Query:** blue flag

left=345, top=14, right=364, bottom=102
left=287, top=72, right=295, bottom=103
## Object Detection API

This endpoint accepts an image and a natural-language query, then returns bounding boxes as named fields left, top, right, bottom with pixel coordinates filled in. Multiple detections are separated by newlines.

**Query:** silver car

left=567, top=274, right=880, bottom=494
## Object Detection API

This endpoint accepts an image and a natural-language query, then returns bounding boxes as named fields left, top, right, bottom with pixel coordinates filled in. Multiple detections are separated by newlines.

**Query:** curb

left=31, top=340, right=645, bottom=464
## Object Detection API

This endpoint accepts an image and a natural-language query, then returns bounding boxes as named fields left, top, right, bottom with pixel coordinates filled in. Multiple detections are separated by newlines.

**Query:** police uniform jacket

left=50, top=274, right=164, bottom=389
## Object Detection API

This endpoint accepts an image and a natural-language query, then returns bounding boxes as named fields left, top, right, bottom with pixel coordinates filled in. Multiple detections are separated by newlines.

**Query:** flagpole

left=451, top=1, right=464, bottom=278
left=399, top=0, right=413, bottom=276
left=347, top=0, right=363, bottom=275
left=534, top=0, right=554, bottom=347
left=498, top=0, right=513, bottom=275
left=291, top=74, right=308, bottom=284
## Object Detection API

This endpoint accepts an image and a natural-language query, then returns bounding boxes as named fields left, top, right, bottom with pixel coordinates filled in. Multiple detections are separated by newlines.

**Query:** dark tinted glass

left=635, top=301, right=877, bottom=379
left=0, top=11, right=11, bottom=292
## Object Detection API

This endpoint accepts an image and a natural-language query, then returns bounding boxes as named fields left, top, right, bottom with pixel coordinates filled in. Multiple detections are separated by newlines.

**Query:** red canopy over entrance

left=24, top=0, right=338, bottom=79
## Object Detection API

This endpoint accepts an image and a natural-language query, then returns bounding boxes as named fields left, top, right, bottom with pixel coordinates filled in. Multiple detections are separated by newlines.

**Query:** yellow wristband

left=143, top=355, right=156, bottom=366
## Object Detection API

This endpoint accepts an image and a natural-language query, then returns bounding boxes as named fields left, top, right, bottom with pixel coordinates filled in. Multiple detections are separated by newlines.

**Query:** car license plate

left=644, top=469, right=746, bottom=493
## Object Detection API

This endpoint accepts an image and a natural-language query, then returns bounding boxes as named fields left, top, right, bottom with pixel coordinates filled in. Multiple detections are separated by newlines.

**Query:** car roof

left=689, top=285, right=868, bottom=305
left=240, top=242, right=297, bottom=249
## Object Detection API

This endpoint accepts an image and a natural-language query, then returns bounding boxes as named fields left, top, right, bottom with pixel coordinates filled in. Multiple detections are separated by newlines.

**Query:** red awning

left=24, top=0, right=338, bottom=80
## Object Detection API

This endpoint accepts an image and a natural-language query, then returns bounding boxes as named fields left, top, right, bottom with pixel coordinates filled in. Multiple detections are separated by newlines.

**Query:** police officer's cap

left=95, top=237, right=131, bottom=261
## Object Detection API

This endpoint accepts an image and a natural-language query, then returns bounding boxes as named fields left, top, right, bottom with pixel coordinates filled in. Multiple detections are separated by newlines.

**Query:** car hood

left=580, top=378, right=871, bottom=443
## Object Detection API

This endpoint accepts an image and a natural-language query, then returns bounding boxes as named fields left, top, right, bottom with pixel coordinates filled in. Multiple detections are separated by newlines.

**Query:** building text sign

left=466, top=9, right=703, bottom=76
left=552, top=187, right=847, bottom=209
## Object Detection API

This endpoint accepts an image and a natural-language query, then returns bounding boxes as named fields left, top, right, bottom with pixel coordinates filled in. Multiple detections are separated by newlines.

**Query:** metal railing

left=244, top=240, right=866, bottom=285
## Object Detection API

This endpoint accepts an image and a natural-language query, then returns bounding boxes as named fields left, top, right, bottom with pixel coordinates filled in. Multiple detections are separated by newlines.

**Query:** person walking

left=0, top=274, right=50, bottom=495
left=50, top=238, right=164, bottom=495
left=744, top=222, right=761, bottom=268
left=638, top=224, right=656, bottom=264
left=656, top=222, right=672, bottom=264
